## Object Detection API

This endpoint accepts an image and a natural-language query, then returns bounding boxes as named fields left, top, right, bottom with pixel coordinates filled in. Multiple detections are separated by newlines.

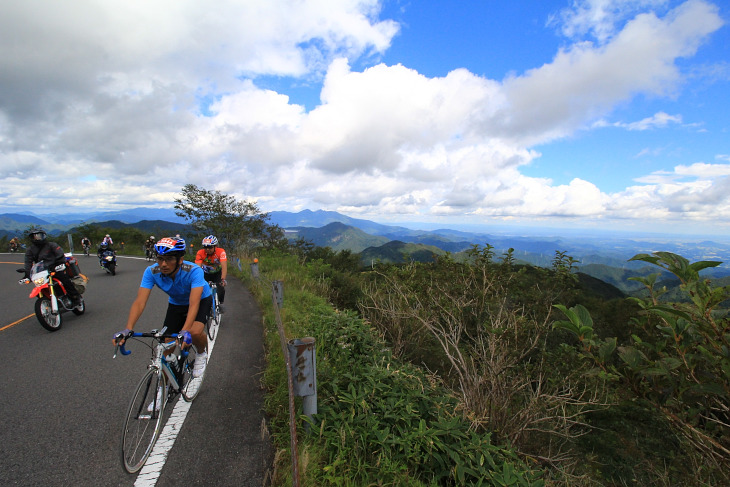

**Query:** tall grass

left=239, top=250, right=544, bottom=486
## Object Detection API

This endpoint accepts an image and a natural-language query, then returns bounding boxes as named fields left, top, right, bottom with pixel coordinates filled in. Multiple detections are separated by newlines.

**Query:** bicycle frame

left=116, top=328, right=190, bottom=393
left=208, top=281, right=219, bottom=318
left=156, top=340, right=187, bottom=392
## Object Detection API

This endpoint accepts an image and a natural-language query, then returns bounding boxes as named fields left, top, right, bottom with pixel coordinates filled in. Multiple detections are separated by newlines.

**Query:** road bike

left=114, top=328, right=205, bottom=473
left=145, top=247, right=157, bottom=261
left=205, top=281, right=222, bottom=340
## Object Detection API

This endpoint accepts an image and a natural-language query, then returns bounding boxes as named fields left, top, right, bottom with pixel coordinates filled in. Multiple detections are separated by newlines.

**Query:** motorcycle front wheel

left=35, top=298, right=62, bottom=332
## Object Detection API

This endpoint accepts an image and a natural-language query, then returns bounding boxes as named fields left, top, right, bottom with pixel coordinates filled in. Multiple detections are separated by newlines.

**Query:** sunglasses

left=156, top=255, right=179, bottom=263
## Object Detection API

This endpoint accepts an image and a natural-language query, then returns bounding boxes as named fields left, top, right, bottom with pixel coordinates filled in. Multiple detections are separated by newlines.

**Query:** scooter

left=17, top=259, right=86, bottom=332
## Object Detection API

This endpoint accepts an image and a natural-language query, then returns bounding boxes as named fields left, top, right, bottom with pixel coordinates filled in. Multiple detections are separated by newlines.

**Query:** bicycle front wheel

left=121, top=368, right=167, bottom=473
left=180, top=348, right=204, bottom=401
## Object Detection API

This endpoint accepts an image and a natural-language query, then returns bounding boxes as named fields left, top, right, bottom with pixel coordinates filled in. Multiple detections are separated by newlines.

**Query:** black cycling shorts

left=162, top=296, right=212, bottom=334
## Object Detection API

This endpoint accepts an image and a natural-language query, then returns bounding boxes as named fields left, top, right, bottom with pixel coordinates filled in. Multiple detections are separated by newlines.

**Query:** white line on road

left=134, top=328, right=218, bottom=487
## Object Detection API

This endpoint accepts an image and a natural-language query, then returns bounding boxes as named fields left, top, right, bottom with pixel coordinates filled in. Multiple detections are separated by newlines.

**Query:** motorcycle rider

left=194, top=235, right=227, bottom=313
left=23, top=228, right=82, bottom=307
left=97, top=241, right=116, bottom=267
left=102, top=234, right=114, bottom=246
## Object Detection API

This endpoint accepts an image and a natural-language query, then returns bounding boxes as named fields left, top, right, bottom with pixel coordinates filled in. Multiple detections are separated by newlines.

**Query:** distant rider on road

left=194, top=235, right=227, bottom=312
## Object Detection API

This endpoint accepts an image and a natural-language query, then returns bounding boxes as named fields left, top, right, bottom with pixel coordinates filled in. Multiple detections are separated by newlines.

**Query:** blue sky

left=1, top=0, right=729, bottom=236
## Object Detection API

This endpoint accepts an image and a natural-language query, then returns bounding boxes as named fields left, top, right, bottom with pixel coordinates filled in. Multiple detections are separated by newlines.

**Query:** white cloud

left=595, top=111, right=683, bottom=130
left=553, top=0, right=669, bottom=43
left=0, top=0, right=726, bottom=234
left=497, top=0, right=721, bottom=146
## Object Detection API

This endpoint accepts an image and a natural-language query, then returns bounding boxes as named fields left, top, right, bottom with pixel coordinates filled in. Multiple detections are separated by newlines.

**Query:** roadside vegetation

left=239, top=241, right=729, bottom=486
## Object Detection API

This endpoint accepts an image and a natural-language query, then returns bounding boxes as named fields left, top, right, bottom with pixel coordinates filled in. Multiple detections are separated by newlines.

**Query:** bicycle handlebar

left=113, top=328, right=182, bottom=359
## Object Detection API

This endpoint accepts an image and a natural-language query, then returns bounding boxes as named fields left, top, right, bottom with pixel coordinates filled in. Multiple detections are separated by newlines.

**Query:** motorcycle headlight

left=106, top=256, right=113, bottom=261
left=33, top=277, right=47, bottom=286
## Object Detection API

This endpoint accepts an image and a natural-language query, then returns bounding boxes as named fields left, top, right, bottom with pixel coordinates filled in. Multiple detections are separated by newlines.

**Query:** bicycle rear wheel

left=121, top=368, right=167, bottom=473
left=206, top=311, right=218, bottom=341
left=180, top=347, right=204, bottom=401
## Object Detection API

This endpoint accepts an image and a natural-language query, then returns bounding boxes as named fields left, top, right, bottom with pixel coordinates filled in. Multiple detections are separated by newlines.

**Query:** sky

left=1, top=0, right=729, bottom=236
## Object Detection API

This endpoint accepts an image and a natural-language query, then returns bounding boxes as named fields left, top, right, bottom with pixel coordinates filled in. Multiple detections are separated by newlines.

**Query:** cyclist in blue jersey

left=115, top=236, right=212, bottom=378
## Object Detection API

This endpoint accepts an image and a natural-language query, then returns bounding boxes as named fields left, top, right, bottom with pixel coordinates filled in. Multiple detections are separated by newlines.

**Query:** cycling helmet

left=155, top=237, right=186, bottom=255
left=202, top=235, right=218, bottom=248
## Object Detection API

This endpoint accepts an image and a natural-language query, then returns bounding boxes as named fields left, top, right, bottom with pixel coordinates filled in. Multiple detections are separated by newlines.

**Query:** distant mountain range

left=3, top=207, right=730, bottom=291
left=0, top=207, right=187, bottom=227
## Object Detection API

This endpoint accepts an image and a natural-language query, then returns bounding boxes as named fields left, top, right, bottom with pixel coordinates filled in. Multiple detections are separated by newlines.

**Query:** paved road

left=0, top=253, right=273, bottom=486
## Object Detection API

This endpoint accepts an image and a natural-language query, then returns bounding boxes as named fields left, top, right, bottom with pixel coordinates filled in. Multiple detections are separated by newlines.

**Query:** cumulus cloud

left=552, top=0, right=670, bottom=43
left=594, top=111, right=683, bottom=130
left=0, top=0, right=726, bottom=234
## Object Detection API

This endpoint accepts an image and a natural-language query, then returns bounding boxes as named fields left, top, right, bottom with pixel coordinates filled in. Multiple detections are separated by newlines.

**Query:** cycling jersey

left=141, top=261, right=212, bottom=305
left=195, top=248, right=227, bottom=274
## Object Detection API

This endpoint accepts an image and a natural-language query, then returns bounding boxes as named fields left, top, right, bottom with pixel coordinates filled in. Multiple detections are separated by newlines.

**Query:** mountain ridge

left=3, top=208, right=730, bottom=285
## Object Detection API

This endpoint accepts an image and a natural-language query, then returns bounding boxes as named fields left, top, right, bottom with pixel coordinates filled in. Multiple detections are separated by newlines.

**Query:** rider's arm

left=180, top=286, right=204, bottom=332
left=124, top=287, right=152, bottom=331
left=194, top=249, right=204, bottom=265
left=51, top=242, right=65, bottom=262
left=218, top=248, right=228, bottom=283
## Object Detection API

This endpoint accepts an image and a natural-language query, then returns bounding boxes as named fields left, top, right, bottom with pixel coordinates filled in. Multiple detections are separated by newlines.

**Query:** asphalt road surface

left=0, top=253, right=273, bottom=486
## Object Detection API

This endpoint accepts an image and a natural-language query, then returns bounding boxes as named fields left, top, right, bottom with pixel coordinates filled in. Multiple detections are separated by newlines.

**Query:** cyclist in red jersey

left=195, top=235, right=227, bottom=313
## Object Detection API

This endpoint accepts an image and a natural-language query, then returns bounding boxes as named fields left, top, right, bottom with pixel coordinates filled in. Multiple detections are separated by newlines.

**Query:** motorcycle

left=100, top=249, right=117, bottom=275
left=17, top=260, right=86, bottom=332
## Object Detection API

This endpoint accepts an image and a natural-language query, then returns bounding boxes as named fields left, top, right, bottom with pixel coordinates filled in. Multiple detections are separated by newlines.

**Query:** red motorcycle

left=17, top=257, right=87, bottom=332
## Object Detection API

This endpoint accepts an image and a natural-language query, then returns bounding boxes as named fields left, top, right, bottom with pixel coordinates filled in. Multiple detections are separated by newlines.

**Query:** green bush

left=554, top=252, right=730, bottom=485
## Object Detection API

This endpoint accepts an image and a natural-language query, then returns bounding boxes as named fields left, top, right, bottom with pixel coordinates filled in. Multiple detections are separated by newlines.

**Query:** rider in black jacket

left=24, top=228, right=82, bottom=306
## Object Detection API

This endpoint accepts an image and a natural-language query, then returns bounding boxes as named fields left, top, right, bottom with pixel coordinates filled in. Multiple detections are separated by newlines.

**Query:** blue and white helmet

left=155, top=237, right=186, bottom=255
left=202, top=235, right=218, bottom=248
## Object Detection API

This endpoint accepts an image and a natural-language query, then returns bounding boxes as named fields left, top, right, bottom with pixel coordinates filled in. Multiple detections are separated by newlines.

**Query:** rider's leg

left=205, top=271, right=226, bottom=304
left=217, top=277, right=226, bottom=304
left=164, top=297, right=211, bottom=352
left=56, top=272, right=82, bottom=303
left=190, top=320, right=206, bottom=351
